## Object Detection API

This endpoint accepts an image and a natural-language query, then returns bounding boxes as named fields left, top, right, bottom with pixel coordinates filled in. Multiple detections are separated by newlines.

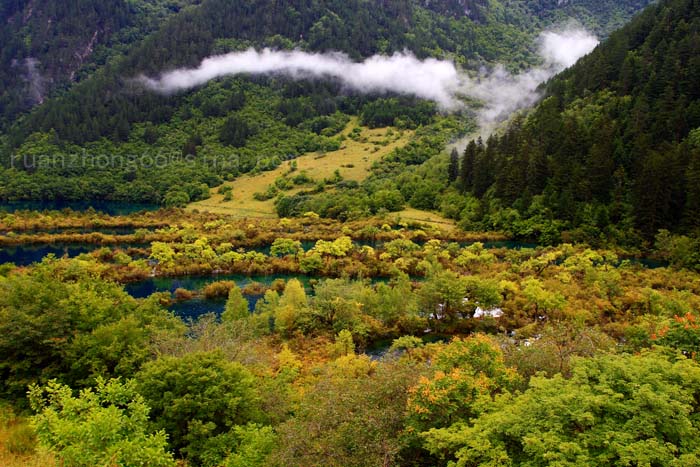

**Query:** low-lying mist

left=140, top=49, right=461, bottom=108
left=138, top=26, right=598, bottom=131
left=466, top=27, right=598, bottom=133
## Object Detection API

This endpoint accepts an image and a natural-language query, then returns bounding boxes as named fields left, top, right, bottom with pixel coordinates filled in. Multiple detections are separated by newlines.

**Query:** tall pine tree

left=448, top=148, right=459, bottom=183
left=460, top=140, right=476, bottom=193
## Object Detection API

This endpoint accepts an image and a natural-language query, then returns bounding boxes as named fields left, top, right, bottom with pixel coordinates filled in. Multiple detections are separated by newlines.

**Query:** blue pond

left=0, top=201, right=160, bottom=215
left=125, top=274, right=316, bottom=299
left=479, top=240, right=538, bottom=249
left=0, top=230, right=667, bottom=322
left=126, top=274, right=317, bottom=322
left=124, top=274, right=397, bottom=323
left=0, top=243, right=148, bottom=266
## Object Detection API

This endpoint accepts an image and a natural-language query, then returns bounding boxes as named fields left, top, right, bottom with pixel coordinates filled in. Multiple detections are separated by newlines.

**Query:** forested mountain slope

left=0, top=0, right=652, bottom=206
left=455, top=0, right=700, bottom=243
left=0, top=0, right=201, bottom=130
left=528, top=0, right=655, bottom=35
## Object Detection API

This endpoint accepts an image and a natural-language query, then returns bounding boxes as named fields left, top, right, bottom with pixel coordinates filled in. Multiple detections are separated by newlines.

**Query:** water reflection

left=0, top=201, right=159, bottom=215
left=0, top=243, right=148, bottom=266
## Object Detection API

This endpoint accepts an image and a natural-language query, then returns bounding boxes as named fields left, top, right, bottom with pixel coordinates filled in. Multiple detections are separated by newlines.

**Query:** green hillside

left=448, top=0, right=700, bottom=246
left=0, top=0, right=652, bottom=208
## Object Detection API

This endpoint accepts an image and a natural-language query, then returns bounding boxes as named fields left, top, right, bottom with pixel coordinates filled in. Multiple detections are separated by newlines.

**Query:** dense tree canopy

left=0, top=257, right=183, bottom=401
left=423, top=350, right=700, bottom=466
left=452, top=0, right=700, bottom=241
left=29, top=378, right=175, bottom=467
left=135, top=351, right=262, bottom=464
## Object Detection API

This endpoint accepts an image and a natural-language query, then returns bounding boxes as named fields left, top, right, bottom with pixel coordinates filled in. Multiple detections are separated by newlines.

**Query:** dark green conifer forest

left=454, top=0, right=700, bottom=242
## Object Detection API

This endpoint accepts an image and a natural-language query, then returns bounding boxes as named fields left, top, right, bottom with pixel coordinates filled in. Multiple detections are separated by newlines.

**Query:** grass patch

left=187, top=117, right=413, bottom=218
left=0, top=411, right=55, bottom=467
left=389, top=207, right=457, bottom=230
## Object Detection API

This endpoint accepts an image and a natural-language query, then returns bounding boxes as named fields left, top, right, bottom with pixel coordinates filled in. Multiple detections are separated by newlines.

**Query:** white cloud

left=461, top=26, right=599, bottom=133
left=138, top=26, right=598, bottom=131
left=540, top=28, right=600, bottom=68
left=139, top=48, right=462, bottom=110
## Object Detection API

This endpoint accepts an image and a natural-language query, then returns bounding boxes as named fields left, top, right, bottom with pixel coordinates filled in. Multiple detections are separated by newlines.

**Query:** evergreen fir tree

left=222, top=285, right=249, bottom=322
left=448, top=148, right=459, bottom=183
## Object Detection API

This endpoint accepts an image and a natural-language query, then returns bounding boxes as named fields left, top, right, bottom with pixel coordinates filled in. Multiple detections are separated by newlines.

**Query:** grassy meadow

left=188, top=119, right=415, bottom=217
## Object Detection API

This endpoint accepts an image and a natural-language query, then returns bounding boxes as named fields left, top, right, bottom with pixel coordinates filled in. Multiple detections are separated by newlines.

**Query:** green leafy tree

left=330, top=329, right=356, bottom=357
left=29, top=378, right=175, bottom=467
left=163, top=190, right=190, bottom=208
left=655, top=313, right=700, bottom=360
left=273, top=358, right=418, bottom=467
left=370, top=189, right=405, bottom=212
left=313, top=236, right=353, bottom=258
left=150, top=242, right=177, bottom=268
left=407, top=335, right=521, bottom=434
left=220, top=114, right=254, bottom=147
left=299, top=252, right=323, bottom=274
left=384, top=238, right=421, bottom=258
left=275, top=279, right=310, bottom=336
left=460, top=140, right=476, bottom=192
left=222, top=285, right=250, bottom=322
left=224, top=424, right=277, bottom=467
left=0, top=259, right=181, bottom=401
left=418, top=270, right=469, bottom=324
left=136, top=351, right=261, bottom=465
left=423, top=350, right=700, bottom=467
left=501, top=321, right=615, bottom=378
left=310, top=279, right=370, bottom=336
left=270, top=238, right=303, bottom=257
left=521, top=278, right=566, bottom=318
left=182, top=134, right=201, bottom=156
left=448, top=148, right=459, bottom=182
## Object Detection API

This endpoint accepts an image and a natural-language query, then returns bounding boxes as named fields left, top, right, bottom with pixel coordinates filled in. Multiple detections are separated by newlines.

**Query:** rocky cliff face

left=421, top=0, right=489, bottom=20
left=0, top=0, right=127, bottom=126
left=0, top=0, right=201, bottom=128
